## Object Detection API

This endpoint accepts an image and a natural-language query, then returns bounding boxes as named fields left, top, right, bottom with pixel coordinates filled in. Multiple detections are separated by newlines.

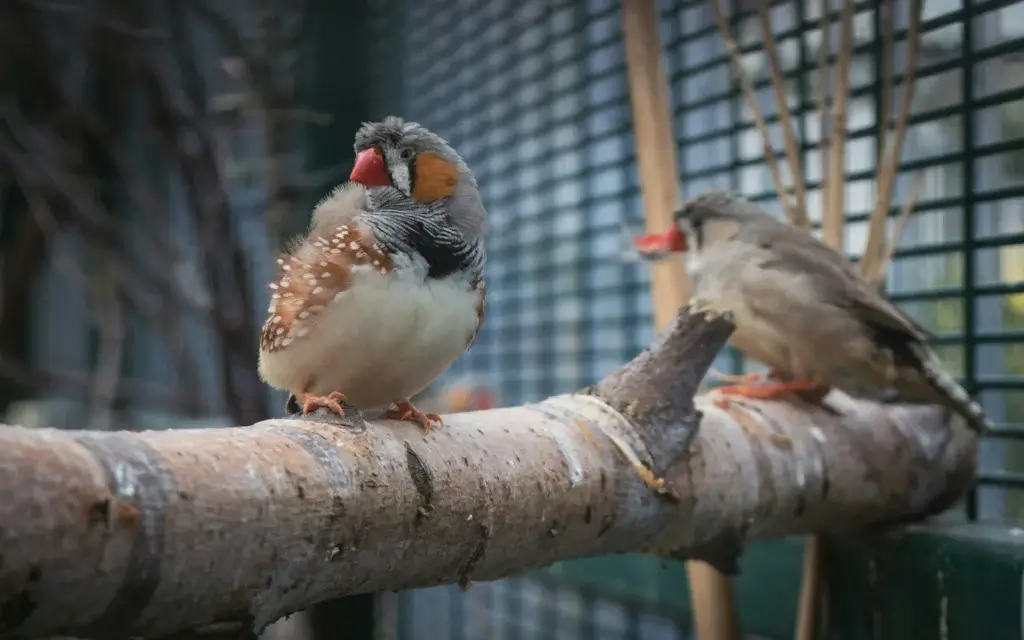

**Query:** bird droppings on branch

left=0, top=304, right=979, bottom=639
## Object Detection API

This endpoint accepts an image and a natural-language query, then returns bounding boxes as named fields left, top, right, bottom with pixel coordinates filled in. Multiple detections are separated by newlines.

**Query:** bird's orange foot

left=300, top=391, right=347, bottom=418
left=708, top=369, right=765, bottom=385
left=384, top=400, right=442, bottom=432
left=708, top=368, right=788, bottom=386
left=714, top=378, right=827, bottom=401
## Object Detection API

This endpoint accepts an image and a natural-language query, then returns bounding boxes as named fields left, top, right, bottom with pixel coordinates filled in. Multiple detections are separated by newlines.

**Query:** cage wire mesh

left=365, top=0, right=1024, bottom=636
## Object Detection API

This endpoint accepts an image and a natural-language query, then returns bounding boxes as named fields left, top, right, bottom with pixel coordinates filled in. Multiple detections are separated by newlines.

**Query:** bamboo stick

left=821, top=0, right=854, bottom=251
left=816, top=0, right=832, bottom=224
left=862, top=0, right=923, bottom=280
left=621, top=1, right=738, bottom=639
left=755, top=0, right=809, bottom=228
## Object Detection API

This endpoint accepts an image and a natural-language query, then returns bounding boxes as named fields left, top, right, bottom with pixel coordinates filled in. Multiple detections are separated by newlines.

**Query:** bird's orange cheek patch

left=412, top=152, right=460, bottom=203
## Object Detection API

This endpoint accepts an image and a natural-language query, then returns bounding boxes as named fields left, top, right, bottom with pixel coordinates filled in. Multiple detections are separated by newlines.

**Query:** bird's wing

left=738, top=222, right=932, bottom=343
left=260, top=222, right=394, bottom=354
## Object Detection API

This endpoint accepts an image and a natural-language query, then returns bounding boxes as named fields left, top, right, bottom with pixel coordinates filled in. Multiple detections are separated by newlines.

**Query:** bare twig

left=187, top=0, right=313, bottom=247
left=85, top=270, right=126, bottom=430
left=822, top=0, right=854, bottom=251
left=0, top=305, right=977, bottom=640
left=0, top=0, right=288, bottom=424
left=873, top=170, right=926, bottom=287
left=711, top=0, right=797, bottom=222
left=24, top=0, right=166, bottom=38
left=755, top=0, right=808, bottom=227
left=0, top=101, right=199, bottom=319
left=0, top=352, right=189, bottom=409
left=861, top=0, right=923, bottom=279
left=254, top=0, right=294, bottom=247
left=816, top=0, right=832, bottom=218
left=153, top=3, right=270, bottom=424
left=878, top=2, right=894, bottom=168
left=0, top=194, right=49, bottom=332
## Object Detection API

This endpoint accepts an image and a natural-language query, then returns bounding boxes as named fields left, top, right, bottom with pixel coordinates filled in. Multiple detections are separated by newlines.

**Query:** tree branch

left=0, top=307, right=977, bottom=639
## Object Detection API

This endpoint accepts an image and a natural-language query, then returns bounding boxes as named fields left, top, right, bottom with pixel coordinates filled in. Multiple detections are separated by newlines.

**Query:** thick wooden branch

left=0, top=308, right=977, bottom=639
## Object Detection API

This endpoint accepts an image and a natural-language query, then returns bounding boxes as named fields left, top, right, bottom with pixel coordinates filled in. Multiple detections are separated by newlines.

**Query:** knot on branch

left=590, top=305, right=735, bottom=477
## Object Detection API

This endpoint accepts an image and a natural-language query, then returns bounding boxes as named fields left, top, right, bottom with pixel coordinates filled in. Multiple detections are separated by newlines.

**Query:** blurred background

left=2, top=0, right=1023, bottom=638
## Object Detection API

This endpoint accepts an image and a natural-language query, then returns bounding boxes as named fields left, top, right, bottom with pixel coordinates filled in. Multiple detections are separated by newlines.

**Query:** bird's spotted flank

left=260, top=224, right=394, bottom=353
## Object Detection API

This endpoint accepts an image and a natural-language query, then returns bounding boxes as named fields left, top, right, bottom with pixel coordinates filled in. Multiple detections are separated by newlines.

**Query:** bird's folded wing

left=744, top=224, right=933, bottom=343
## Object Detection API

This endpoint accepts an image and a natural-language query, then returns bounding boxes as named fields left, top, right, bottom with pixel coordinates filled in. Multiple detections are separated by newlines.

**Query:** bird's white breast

left=258, top=265, right=480, bottom=412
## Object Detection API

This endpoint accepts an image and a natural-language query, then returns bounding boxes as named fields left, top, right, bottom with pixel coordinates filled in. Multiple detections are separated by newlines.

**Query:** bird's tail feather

left=911, top=343, right=991, bottom=434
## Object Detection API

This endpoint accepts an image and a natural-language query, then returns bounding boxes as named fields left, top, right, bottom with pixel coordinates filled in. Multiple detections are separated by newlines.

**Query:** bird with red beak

left=633, top=190, right=990, bottom=443
left=258, top=116, right=487, bottom=432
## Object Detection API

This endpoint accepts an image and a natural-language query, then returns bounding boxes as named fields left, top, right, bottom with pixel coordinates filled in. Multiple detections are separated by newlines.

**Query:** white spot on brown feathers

left=259, top=223, right=395, bottom=353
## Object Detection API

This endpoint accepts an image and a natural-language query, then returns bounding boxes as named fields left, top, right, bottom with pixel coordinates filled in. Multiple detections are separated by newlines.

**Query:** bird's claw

left=300, top=391, right=347, bottom=418
left=713, top=378, right=827, bottom=401
left=384, top=400, right=443, bottom=432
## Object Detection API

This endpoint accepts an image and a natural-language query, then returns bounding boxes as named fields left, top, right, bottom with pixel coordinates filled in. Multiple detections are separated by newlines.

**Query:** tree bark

left=0, top=306, right=977, bottom=639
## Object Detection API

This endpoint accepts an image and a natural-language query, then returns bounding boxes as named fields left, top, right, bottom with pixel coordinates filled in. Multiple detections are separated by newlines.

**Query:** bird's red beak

left=633, top=225, right=688, bottom=257
left=350, top=148, right=391, bottom=187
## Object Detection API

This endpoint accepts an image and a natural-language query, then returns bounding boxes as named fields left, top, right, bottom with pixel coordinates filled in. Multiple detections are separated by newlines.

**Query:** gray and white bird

left=258, top=116, right=486, bottom=430
left=634, top=190, right=990, bottom=435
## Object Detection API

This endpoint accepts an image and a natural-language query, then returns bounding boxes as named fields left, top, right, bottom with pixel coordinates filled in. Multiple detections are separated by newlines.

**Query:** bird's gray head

left=634, top=190, right=775, bottom=259
left=674, top=190, right=781, bottom=253
left=350, top=116, right=485, bottom=242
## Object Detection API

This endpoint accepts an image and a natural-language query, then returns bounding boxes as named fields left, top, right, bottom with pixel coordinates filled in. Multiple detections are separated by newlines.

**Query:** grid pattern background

left=9, top=0, right=1021, bottom=637
left=390, top=577, right=698, bottom=640
left=365, top=0, right=1024, bottom=637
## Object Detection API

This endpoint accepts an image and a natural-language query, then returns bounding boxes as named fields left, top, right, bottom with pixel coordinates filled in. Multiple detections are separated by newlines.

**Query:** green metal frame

left=538, top=524, right=1024, bottom=640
